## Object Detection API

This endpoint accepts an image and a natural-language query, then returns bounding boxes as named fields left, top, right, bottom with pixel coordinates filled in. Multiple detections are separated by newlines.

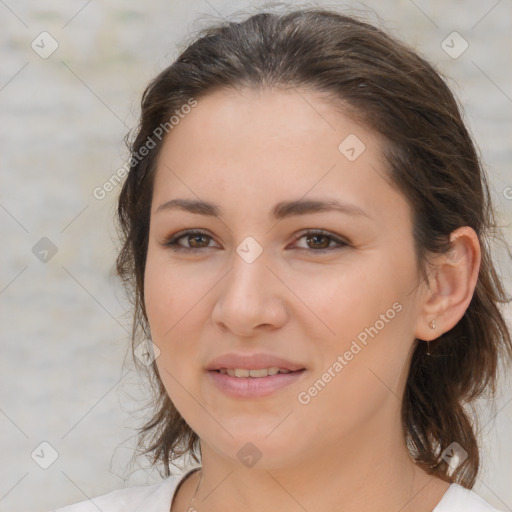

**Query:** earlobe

left=415, top=226, right=481, bottom=342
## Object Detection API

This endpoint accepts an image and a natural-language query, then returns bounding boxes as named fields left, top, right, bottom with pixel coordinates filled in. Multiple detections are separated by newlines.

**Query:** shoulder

left=434, top=483, right=505, bottom=512
left=50, top=474, right=184, bottom=512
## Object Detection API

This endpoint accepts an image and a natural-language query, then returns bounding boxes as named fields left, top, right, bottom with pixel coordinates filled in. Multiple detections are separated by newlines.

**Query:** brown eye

left=293, top=229, right=349, bottom=253
left=164, top=230, right=216, bottom=252
left=306, top=234, right=331, bottom=249
left=186, top=233, right=211, bottom=248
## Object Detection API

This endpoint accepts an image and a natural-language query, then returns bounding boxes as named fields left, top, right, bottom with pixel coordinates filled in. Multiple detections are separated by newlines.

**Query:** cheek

left=143, top=249, right=209, bottom=397
left=291, top=255, right=415, bottom=416
left=144, top=253, right=186, bottom=379
left=289, top=255, right=407, bottom=347
left=143, top=246, right=198, bottom=340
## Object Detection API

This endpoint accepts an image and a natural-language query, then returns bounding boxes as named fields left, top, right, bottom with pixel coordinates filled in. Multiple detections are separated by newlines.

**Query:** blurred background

left=1, top=1, right=511, bottom=511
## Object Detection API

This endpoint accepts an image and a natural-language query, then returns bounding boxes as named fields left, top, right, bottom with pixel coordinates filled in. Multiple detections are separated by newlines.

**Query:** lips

left=208, top=365, right=307, bottom=398
left=205, top=353, right=306, bottom=372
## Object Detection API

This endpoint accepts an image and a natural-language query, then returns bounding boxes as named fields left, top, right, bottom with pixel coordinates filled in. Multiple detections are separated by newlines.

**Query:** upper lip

left=206, top=353, right=306, bottom=372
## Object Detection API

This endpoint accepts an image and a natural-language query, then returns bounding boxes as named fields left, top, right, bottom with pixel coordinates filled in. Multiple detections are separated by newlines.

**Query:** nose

left=211, top=249, right=288, bottom=336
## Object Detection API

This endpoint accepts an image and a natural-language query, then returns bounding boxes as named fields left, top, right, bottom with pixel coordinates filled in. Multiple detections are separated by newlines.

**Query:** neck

left=179, top=414, right=450, bottom=512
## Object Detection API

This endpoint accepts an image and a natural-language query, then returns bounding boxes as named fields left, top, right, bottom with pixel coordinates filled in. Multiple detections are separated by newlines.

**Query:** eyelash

left=163, top=229, right=349, bottom=254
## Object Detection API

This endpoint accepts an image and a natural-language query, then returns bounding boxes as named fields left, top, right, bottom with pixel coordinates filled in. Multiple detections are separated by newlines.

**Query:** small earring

left=425, top=319, right=436, bottom=356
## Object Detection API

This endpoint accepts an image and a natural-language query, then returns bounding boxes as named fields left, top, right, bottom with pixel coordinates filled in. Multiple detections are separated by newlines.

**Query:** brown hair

left=115, top=5, right=512, bottom=487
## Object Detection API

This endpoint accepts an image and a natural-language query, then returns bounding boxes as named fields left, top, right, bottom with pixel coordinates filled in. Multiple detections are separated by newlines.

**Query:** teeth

left=223, top=367, right=284, bottom=378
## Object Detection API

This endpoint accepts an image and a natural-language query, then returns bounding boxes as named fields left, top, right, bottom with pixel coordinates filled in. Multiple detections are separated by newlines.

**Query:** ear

left=415, top=226, right=481, bottom=342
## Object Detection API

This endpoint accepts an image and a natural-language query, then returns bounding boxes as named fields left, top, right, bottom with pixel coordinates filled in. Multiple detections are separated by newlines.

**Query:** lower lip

left=207, top=369, right=307, bottom=398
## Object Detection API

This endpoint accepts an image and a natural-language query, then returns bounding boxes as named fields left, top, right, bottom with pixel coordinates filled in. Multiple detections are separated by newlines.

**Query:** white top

left=51, top=467, right=504, bottom=512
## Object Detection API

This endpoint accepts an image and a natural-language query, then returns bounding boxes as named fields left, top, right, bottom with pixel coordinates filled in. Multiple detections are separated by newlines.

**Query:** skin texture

left=143, top=87, right=481, bottom=512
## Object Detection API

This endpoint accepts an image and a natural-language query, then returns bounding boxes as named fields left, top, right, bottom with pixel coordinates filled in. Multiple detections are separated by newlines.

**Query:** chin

left=200, top=428, right=308, bottom=470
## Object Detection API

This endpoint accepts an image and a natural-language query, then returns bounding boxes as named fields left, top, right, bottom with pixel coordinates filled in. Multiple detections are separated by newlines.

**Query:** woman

left=54, top=5, right=511, bottom=512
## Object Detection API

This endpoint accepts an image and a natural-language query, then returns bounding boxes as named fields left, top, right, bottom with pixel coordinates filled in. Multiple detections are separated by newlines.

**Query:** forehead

left=152, top=87, right=405, bottom=223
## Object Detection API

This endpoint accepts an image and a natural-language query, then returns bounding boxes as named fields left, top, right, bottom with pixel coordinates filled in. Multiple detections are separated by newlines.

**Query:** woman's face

left=144, top=87, right=427, bottom=468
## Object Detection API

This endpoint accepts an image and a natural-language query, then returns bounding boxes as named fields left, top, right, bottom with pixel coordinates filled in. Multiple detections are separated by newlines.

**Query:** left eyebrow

left=272, top=198, right=371, bottom=220
left=155, top=197, right=371, bottom=220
